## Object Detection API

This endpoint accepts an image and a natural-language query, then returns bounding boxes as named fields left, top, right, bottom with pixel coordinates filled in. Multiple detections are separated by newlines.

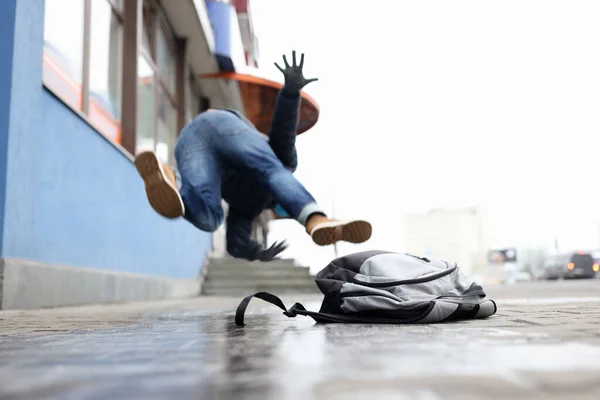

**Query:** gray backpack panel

left=235, top=250, right=497, bottom=326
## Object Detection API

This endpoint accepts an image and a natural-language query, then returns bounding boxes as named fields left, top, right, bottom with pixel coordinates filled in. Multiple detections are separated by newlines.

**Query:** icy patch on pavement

left=497, top=297, right=600, bottom=305
left=447, top=327, right=550, bottom=338
left=369, top=342, right=600, bottom=380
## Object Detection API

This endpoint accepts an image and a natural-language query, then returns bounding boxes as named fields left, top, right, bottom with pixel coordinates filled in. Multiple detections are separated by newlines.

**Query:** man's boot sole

left=134, top=151, right=184, bottom=219
left=311, top=220, right=372, bottom=246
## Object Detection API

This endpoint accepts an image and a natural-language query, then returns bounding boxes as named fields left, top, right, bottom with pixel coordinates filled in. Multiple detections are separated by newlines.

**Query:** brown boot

left=134, top=151, right=185, bottom=219
left=306, top=214, right=372, bottom=246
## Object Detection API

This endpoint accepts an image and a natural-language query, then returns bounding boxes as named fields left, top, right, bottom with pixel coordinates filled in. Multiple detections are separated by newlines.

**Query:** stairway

left=200, top=258, right=319, bottom=296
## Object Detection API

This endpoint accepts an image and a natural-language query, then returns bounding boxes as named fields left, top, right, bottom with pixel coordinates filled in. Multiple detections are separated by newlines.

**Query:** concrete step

left=201, top=258, right=317, bottom=297
left=203, top=277, right=315, bottom=289
left=205, top=265, right=312, bottom=278
left=207, top=258, right=297, bottom=268
left=202, top=282, right=320, bottom=296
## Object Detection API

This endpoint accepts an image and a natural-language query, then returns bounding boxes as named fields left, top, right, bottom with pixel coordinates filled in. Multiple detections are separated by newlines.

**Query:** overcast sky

left=250, top=0, right=600, bottom=270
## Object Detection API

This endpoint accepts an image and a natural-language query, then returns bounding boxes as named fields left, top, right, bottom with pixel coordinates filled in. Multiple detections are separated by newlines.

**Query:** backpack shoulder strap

left=235, top=292, right=359, bottom=326
left=234, top=292, right=446, bottom=326
left=235, top=292, right=306, bottom=326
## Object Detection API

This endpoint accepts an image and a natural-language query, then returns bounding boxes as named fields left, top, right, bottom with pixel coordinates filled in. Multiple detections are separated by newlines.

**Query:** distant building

left=404, top=206, right=489, bottom=276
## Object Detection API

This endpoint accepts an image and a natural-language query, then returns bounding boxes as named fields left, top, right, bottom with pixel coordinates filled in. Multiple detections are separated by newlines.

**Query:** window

left=89, top=0, right=124, bottom=142
left=137, top=55, right=156, bottom=152
left=156, top=87, right=177, bottom=166
left=43, top=0, right=85, bottom=111
left=43, top=0, right=124, bottom=144
left=136, top=0, right=179, bottom=167
left=42, top=0, right=203, bottom=160
left=157, top=28, right=176, bottom=95
left=185, top=75, right=201, bottom=124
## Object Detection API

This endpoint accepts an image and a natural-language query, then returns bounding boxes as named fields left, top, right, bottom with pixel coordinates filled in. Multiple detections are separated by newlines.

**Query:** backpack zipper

left=351, top=262, right=457, bottom=288
left=405, top=253, right=431, bottom=262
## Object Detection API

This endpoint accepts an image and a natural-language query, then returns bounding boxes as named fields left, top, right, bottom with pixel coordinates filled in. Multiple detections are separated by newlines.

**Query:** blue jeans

left=174, top=110, right=322, bottom=232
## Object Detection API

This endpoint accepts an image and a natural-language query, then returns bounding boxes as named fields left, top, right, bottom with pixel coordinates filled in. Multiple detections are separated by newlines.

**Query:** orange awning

left=202, top=72, right=319, bottom=135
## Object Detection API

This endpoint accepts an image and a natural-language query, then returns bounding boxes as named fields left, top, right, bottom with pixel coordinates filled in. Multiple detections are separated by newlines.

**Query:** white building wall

left=404, top=207, right=488, bottom=276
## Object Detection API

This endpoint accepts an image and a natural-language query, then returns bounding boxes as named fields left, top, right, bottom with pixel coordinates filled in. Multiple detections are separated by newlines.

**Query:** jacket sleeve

left=268, top=90, right=301, bottom=172
left=226, top=208, right=263, bottom=261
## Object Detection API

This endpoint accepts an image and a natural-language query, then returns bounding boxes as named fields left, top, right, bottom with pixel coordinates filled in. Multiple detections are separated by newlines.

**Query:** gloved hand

left=255, top=240, right=288, bottom=262
left=275, top=51, right=318, bottom=94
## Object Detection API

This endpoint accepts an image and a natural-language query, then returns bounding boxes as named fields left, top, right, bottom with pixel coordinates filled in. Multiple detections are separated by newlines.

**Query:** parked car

left=541, top=251, right=597, bottom=280
left=592, top=251, right=600, bottom=276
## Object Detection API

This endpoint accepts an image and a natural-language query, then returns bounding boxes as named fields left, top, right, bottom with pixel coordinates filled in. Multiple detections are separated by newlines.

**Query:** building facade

left=404, top=206, right=490, bottom=277
left=0, top=0, right=319, bottom=309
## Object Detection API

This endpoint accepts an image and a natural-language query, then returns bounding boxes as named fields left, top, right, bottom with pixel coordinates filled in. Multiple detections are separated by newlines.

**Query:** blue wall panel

left=0, top=0, right=18, bottom=254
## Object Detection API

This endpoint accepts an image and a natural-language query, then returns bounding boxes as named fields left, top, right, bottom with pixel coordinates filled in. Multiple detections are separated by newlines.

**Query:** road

left=1, top=279, right=600, bottom=399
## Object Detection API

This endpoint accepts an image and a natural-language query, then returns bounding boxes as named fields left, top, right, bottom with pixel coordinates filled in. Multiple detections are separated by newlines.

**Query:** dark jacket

left=221, top=89, right=301, bottom=260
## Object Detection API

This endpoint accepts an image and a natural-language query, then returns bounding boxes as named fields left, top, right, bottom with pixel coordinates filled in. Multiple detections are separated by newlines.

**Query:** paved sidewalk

left=1, top=281, right=600, bottom=399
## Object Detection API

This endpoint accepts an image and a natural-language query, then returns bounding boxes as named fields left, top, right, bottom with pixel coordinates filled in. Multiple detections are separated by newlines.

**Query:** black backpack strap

left=235, top=292, right=308, bottom=326
left=234, top=292, right=362, bottom=326
left=235, top=292, right=443, bottom=326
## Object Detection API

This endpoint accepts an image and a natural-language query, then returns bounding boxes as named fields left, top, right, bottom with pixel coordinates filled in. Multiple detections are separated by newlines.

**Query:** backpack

left=235, top=250, right=497, bottom=326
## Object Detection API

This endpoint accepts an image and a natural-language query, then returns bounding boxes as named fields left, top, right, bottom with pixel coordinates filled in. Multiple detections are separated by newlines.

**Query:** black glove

left=275, top=51, right=318, bottom=94
left=255, top=240, right=288, bottom=262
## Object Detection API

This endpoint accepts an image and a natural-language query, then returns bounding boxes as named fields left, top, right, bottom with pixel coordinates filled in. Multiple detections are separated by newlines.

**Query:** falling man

left=134, top=52, right=372, bottom=261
